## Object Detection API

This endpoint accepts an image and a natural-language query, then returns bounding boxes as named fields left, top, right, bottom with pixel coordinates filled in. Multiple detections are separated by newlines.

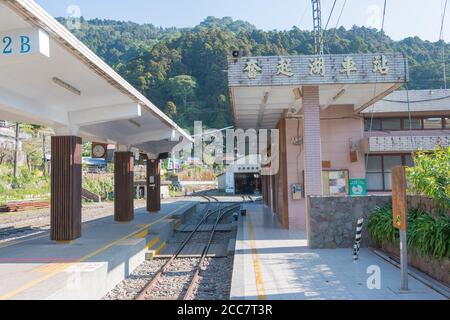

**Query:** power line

left=381, top=0, right=387, bottom=34
left=382, top=94, right=450, bottom=104
left=324, top=0, right=338, bottom=32
left=440, top=0, right=448, bottom=40
left=439, top=0, right=448, bottom=88
left=324, top=0, right=345, bottom=54
left=335, top=0, right=347, bottom=29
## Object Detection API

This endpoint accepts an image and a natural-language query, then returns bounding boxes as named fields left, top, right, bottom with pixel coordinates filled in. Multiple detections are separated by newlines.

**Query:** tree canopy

left=56, top=16, right=450, bottom=132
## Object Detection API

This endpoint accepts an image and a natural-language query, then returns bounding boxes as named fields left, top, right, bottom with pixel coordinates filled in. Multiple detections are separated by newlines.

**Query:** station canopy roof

left=0, top=0, right=192, bottom=157
left=228, top=54, right=408, bottom=129
left=361, top=89, right=450, bottom=115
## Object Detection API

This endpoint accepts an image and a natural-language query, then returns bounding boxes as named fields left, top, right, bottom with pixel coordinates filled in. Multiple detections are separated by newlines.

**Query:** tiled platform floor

left=230, top=204, right=446, bottom=300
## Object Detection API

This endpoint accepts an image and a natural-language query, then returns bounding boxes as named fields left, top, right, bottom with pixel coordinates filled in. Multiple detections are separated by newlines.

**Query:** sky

left=35, top=0, right=450, bottom=42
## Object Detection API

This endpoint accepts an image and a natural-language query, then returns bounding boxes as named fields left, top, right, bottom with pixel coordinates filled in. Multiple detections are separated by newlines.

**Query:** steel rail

left=134, top=202, right=239, bottom=300
left=182, top=205, right=238, bottom=300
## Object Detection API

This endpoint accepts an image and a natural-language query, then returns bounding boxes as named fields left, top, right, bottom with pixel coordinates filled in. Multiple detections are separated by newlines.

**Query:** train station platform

left=0, top=201, right=197, bottom=300
left=230, top=204, right=446, bottom=300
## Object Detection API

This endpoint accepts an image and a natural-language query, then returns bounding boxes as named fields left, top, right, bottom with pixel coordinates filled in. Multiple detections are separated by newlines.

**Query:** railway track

left=0, top=225, right=47, bottom=241
left=135, top=202, right=240, bottom=300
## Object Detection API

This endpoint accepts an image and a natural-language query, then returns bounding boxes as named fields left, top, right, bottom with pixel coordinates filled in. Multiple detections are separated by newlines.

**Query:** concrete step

left=227, top=238, right=236, bottom=255
left=145, top=239, right=167, bottom=260
left=169, top=202, right=197, bottom=223
left=156, top=243, right=228, bottom=258
left=176, top=224, right=233, bottom=232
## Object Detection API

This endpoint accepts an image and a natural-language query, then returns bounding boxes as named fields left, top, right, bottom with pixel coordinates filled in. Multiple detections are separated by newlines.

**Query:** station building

left=228, top=55, right=449, bottom=231
left=0, top=0, right=192, bottom=241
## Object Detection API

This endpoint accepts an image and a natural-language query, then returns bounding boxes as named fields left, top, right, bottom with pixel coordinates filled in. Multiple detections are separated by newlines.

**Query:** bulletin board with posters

left=322, top=169, right=350, bottom=196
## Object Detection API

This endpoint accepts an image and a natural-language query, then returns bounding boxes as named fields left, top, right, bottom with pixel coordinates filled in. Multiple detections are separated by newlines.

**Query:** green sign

left=349, top=179, right=367, bottom=196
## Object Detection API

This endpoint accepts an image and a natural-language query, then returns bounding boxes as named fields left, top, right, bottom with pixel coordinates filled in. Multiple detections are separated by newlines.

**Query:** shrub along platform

left=380, top=241, right=450, bottom=286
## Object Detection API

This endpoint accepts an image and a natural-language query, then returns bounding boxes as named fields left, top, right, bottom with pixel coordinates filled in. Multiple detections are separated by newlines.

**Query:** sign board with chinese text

left=228, top=53, right=408, bottom=87
left=392, top=166, right=407, bottom=231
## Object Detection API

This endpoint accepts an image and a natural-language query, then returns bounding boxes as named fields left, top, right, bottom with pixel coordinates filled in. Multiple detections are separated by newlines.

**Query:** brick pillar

left=114, top=152, right=134, bottom=222
left=147, top=159, right=161, bottom=212
left=303, top=86, right=323, bottom=196
left=51, top=136, right=82, bottom=241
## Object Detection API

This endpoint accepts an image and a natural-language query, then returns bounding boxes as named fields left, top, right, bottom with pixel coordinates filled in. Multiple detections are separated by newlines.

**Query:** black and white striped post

left=353, top=218, right=364, bottom=260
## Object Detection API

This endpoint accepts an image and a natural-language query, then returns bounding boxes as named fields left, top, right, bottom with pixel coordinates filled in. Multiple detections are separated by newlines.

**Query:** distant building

left=217, top=155, right=261, bottom=195
left=0, top=120, right=27, bottom=165
left=361, top=89, right=450, bottom=191
left=228, top=53, right=449, bottom=230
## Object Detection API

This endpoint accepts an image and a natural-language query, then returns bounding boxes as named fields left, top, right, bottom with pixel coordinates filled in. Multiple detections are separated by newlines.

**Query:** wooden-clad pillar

left=114, top=152, right=134, bottom=222
left=147, top=158, right=161, bottom=212
left=51, top=136, right=82, bottom=241
left=263, top=175, right=269, bottom=206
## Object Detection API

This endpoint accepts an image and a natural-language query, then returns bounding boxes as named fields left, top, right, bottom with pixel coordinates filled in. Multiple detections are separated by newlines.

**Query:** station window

left=364, top=118, right=382, bottom=131
left=423, top=117, right=443, bottom=129
left=364, top=117, right=447, bottom=131
left=445, top=118, right=450, bottom=129
left=381, top=118, right=401, bottom=130
left=366, top=154, right=414, bottom=192
left=403, top=118, right=422, bottom=130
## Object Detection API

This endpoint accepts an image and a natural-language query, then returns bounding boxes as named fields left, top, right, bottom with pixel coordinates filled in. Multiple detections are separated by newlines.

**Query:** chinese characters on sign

left=340, top=56, right=357, bottom=76
left=277, top=57, right=294, bottom=77
left=243, top=59, right=262, bottom=79
left=242, top=55, right=391, bottom=79
left=373, top=55, right=390, bottom=75
left=309, top=57, right=325, bottom=76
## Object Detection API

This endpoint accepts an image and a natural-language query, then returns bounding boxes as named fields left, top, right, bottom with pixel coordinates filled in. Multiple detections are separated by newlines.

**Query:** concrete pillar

left=147, top=158, right=161, bottom=212
left=50, top=136, right=82, bottom=241
left=303, top=86, right=323, bottom=196
left=114, top=152, right=134, bottom=222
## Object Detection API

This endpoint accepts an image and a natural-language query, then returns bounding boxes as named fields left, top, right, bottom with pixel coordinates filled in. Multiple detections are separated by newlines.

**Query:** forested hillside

left=57, top=16, right=449, bottom=131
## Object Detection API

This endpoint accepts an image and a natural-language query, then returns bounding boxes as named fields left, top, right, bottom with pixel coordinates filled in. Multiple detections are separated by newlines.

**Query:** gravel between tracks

left=103, top=259, right=168, bottom=300
left=103, top=203, right=237, bottom=300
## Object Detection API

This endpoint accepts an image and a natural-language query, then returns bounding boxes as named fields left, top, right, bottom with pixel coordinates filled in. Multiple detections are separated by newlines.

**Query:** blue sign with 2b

left=1, top=35, right=31, bottom=55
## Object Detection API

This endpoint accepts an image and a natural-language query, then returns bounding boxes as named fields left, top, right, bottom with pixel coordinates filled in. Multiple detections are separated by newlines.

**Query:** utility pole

left=392, top=166, right=409, bottom=291
left=172, top=151, right=176, bottom=175
left=42, top=133, right=47, bottom=176
left=13, top=122, right=19, bottom=179
left=311, top=0, right=324, bottom=55
left=440, top=0, right=448, bottom=89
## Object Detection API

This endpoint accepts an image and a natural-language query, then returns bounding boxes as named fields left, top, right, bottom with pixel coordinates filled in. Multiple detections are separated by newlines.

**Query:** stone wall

left=407, top=195, right=449, bottom=218
left=308, top=195, right=392, bottom=249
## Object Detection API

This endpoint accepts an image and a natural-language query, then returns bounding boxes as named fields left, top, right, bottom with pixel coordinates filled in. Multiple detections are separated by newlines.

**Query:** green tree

left=166, top=101, right=177, bottom=119
left=407, top=146, right=450, bottom=209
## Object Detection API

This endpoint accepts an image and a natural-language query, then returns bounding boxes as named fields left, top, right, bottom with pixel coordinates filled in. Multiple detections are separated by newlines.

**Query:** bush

left=0, top=165, right=50, bottom=205
left=367, top=206, right=399, bottom=245
left=82, top=174, right=114, bottom=200
left=368, top=206, right=450, bottom=260
left=407, top=146, right=450, bottom=209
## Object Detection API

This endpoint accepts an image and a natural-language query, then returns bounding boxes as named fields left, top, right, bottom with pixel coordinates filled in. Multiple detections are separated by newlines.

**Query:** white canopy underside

left=230, top=83, right=400, bottom=130
left=0, top=0, right=192, bottom=154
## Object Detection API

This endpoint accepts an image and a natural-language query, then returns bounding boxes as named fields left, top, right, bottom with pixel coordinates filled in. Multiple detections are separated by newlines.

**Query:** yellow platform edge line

left=154, top=242, right=166, bottom=255
left=0, top=202, right=193, bottom=300
left=134, top=229, right=149, bottom=239
left=145, top=236, right=160, bottom=250
left=247, top=212, right=267, bottom=300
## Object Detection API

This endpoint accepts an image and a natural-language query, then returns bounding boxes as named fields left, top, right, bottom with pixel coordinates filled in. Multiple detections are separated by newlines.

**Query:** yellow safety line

left=0, top=202, right=193, bottom=300
left=153, top=242, right=166, bottom=255
left=247, top=212, right=267, bottom=300
left=145, top=236, right=160, bottom=250
left=134, top=229, right=149, bottom=239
